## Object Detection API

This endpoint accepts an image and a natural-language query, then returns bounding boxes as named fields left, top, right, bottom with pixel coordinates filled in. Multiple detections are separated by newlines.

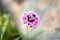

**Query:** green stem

left=26, top=26, right=29, bottom=40
left=27, top=26, right=28, bottom=36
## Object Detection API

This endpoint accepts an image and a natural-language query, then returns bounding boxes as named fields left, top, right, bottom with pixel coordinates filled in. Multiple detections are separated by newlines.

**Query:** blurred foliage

left=0, top=4, right=45, bottom=39
left=0, top=10, right=45, bottom=40
left=0, top=10, right=22, bottom=40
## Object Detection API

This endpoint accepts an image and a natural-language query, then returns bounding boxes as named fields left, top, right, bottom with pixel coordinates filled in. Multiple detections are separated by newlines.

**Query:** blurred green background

left=0, top=1, right=45, bottom=40
left=0, top=2, right=22, bottom=40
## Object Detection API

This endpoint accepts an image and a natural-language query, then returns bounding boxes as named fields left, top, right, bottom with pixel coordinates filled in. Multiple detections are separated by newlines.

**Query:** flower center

left=27, top=15, right=35, bottom=22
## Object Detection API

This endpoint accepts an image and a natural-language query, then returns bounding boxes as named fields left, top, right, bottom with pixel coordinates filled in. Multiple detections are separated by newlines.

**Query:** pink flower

left=21, top=10, right=40, bottom=28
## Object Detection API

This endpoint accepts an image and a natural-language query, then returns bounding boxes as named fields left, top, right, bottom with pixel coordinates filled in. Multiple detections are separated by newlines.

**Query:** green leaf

left=0, top=28, right=2, bottom=40
left=0, top=16, right=2, bottom=26
left=14, top=37, right=20, bottom=40
left=30, top=30, right=46, bottom=40
left=1, top=14, right=10, bottom=40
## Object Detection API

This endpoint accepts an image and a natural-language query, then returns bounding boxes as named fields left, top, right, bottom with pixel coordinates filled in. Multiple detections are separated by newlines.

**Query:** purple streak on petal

left=22, top=17, right=26, bottom=20
left=36, top=18, right=39, bottom=20
left=22, top=15, right=27, bottom=20
left=23, top=21, right=27, bottom=24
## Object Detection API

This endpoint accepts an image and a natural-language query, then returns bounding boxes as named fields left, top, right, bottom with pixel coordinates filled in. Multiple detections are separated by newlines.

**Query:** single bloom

left=21, top=10, right=40, bottom=28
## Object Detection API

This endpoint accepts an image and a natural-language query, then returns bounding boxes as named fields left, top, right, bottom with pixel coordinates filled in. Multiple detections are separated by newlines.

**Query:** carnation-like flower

left=21, top=10, right=40, bottom=28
